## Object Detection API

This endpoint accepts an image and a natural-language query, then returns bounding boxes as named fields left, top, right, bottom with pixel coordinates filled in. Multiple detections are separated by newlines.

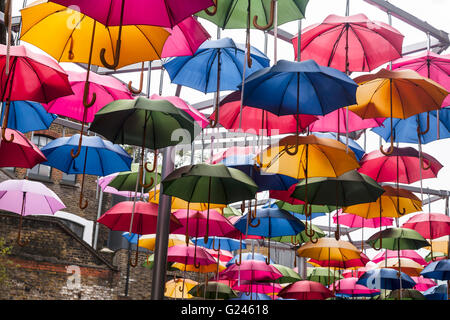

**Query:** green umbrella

left=222, top=205, right=243, bottom=218
left=275, top=200, right=337, bottom=215
left=307, top=267, right=342, bottom=286
left=142, top=253, right=178, bottom=272
left=108, top=163, right=161, bottom=193
left=386, top=289, right=426, bottom=300
left=425, top=251, right=447, bottom=262
left=162, top=163, right=258, bottom=242
left=269, top=263, right=302, bottom=284
left=270, top=223, right=325, bottom=246
left=290, top=170, right=384, bottom=240
left=188, top=281, right=238, bottom=300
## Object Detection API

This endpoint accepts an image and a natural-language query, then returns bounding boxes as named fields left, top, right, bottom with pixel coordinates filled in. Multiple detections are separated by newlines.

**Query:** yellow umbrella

left=149, top=186, right=226, bottom=212
left=424, top=236, right=449, bottom=255
left=376, top=258, right=424, bottom=277
left=164, top=278, right=198, bottom=299
left=171, top=261, right=227, bottom=273
left=349, top=68, right=448, bottom=155
left=138, top=234, right=191, bottom=251
left=297, top=237, right=362, bottom=262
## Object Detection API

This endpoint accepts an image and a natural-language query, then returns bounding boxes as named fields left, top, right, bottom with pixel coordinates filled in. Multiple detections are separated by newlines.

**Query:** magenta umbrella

left=231, top=280, right=282, bottom=297
left=150, top=94, right=209, bottom=128
left=278, top=280, right=334, bottom=300
left=0, top=179, right=66, bottom=246
left=371, top=249, right=428, bottom=266
left=97, top=173, right=147, bottom=199
left=292, top=13, right=404, bottom=73
left=411, top=276, right=437, bottom=292
left=329, top=277, right=380, bottom=297
left=0, top=128, right=47, bottom=169
left=0, top=44, right=73, bottom=142
left=44, top=70, right=132, bottom=123
left=161, top=16, right=210, bottom=58
left=342, top=267, right=373, bottom=279
left=218, top=260, right=283, bottom=282
left=166, top=244, right=217, bottom=266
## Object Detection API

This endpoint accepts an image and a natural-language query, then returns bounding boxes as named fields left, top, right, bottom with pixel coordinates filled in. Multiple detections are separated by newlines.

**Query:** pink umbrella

left=209, top=90, right=318, bottom=136
left=278, top=280, right=334, bottom=300
left=218, top=260, right=283, bottom=282
left=166, top=244, right=217, bottom=266
left=402, top=212, right=450, bottom=240
left=342, top=267, right=373, bottom=279
left=292, top=13, right=404, bottom=73
left=329, top=277, right=380, bottom=297
left=0, top=179, right=66, bottom=246
left=44, top=70, right=132, bottom=123
left=269, top=184, right=305, bottom=206
left=0, top=128, right=47, bottom=169
left=309, top=107, right=385, bottom=134
left=0, top=45, right=73, bottom=142
left=209, top=146, right=255, bottom=165
left=411, top=276, right=437, bottom=292
left=97, top=173, right=146, bottom=198
left=161, top=16, right=210, bottom=58
left=231, top=280, right=282, bottom=296
left=205, top=248, right=233, bottom=263
left=150, top=94, right=209, bottom=128
left=371, top=249, right=428, bottom=266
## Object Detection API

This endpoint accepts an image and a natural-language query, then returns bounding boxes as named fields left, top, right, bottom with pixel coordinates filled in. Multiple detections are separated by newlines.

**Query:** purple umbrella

left=0, top=179, right=66, bottom=246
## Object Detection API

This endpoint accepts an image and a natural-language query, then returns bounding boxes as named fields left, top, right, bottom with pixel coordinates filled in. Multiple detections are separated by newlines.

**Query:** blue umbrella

left=372, top=107, right=450, bottom=144
left=356, top=268, right=416, bottom=291
left=226, top=253, right=274, bottom=267
left=240, top=59, right=358, bottom=117
left=1, top=101, right=57, bottom=133
left=263, top=201, right=326, bottom=220
left=312, top=132, right=365, bottom=161
left=233, top=207, right=305, bottom=264
left=230, top=292, right=272, bottom=300
left=420, top=259, right=450, bottom=280
left=122, top=232, right=139, bottom=244
left=424, top=284, right=448, bottom=300
left=41, top=134, right=132, bottom=209
left=191, top=236, right=245, bottom=252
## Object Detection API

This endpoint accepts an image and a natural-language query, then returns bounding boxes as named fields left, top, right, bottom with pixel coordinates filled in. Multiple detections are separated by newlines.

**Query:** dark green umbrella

left=142, top=253, right=179, bottom=272
left=275, top=200, right=337, bottom=215
left=108, top=163, right=161, bottom=193
left=271, top=223, right=325, bottom=246
left=222, top=205, right=243, bottom=218
left=307, top=267, right=342, bottom=286
left=188, top=281, right=238, bottom=300
left=162, top=163, right=258, bottom=242
left=290, top=170, right=384, bottom=240
left=386, top=289, right=426, bottom=300
left=269, top=263, right=302, bottom=284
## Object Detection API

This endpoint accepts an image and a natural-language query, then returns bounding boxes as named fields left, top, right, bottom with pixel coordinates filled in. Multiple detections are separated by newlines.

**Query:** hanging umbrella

left=231, top=280, right=282, bottom=296
left=99, top=172, right=147, bottom=199
left=218, top=259, right=283, bottom=282
left=122, top=233, right=190, bottom=251
left=329, top=277, right=380, bottom=298
left=426, top=251, right=448, bottom=263
left=44, top=70, right=132, bottom=124
left=230, top=292, right=272, bottom=300
left=164, top=278, right=198, bottom=299
left=293, top=13, right=403, bottom=73
left=372, top=249, right=428, bottom=266
left=278, top=280, right=334, bottom=300
left=420, top=259, right=450, bottom=280
left=307, top=252, right=371, bottom=270
left=0, top=128, right=47, bottom=169
left=141, top=253, right=179, bottom=272
left=226, top=252, right=274, bottom=267
left=172, top=261, right=227, bottom=274
left=371, top=108, right=450, bottom=145
left=274, top=200, right=330, bottom=219
left=412, top=276, right=437, bottom=292
left=0, top=44, right=73, bottom=142
left=311, top=132, right=366, bottom=161
left=107, top=163, right=160, bottom=194
left=268, top=264, right=302, bottom=284
left=367, top=227, right=431, bottom=252
left=376, top=258, right=424, bottom=277
left=402, top=212, right=450, bottom=242
left=341, top=266, right=374, bottom=279
left=0, top=179, right=66, bottom=246
left=386, top=289, right=426, bottom=300
left=0, top=101, right=57, bottom=133
left=166, top=244, right=219, bottom=266
left=424, top=284, right=448, bottom=300
left=307, top=267, right=342, bottom=286
left=40, top=134, right=132, bottom=209
left=222, top=206, right=243, bottom=218
left=297, top=237, right=362, bottom=262
left=188, top=281, right=238, bottom=300
left=270, top=223, right=325, bottom=247
left=161, top=16, right=211, bottom=59
left=209, top=90, right=318, bottom=135
left=192, top=236, right=245, bottom=252
left=356, top=268, right=416, bottom=291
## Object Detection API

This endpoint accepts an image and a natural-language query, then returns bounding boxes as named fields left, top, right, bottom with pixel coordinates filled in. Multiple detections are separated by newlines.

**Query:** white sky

left=12, top=0, right=450, bottom=259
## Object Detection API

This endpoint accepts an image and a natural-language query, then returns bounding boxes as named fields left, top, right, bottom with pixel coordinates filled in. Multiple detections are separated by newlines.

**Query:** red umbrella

left=342, top=267, right=373, bottom=279
left=292, top=13, right=404, bottom=73
left=218, top=260, right=283, bottom=282
left=308, top=252, right=371, bottom=269
left=329, top=277, right=380, bottom=297
left=166, top=244, right=217, bottom=266
left=278, top=280, right=334, bottom=300
left=0, top=128, right=47, bottom=168
left=209, top=90, right=318, bottom=136
left=358, top=146, right=443, bottom=184
left=231, top=280, right=282, bottom=296
left=371, top=249, right=428, bottom=266
left=0, top=45, right=73, bottom=142
left=269, top=184, right=305, bottom=206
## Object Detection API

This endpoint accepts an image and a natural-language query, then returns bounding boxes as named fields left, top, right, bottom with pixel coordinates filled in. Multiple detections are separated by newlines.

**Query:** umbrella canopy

left=40, top=134, right=132, bottom=176
left=307, top=267, right=342, bottom=286
left=358, top=147, right=443, bottom=184
left=278, top=280, right=334, bottom=300
left=226, top=252, right=274, bottom=267
left=386, top=289, right=426, bottom=300
left=107, top=163, right=160, bottom=193
left=256, top=134, right=360, bottom=179
left=0, top=101, right=56, bottom=133
left=293, top=13, right=403, bottom=72
left=371, top=108, right=450, bottom=145
left=333, top=211, right=393, bottom=229
left=192, top=236, right=245, bottom=252
left=123, top=233, right=189, bottom=251
left=172, top=261, right=227, bottom=273
left=269, top=264, right=302, bottom=284
left=329, top=277, right=381, bottom=297
left=163, top=37, right=270, bottom=94
left=372, top=249, right=428, bottom=266
left=411, top=276, right=437, bottom=292
left=311, top=132, right=366, bottom=161
left=402, top=212, right=450, bottom=240
left=209, top=90, right=318, bottom=135
left=307, top=252, right=371, bottom=269
left=342, top=267, right=373, bottom=279
left=297, top=237, right=362, bottom=262
left=274, top=200, right=330, bottom=218
left=164, top=278, right=198, bottom=299
left=166, top=244, right=218, bottom=266
left=241, top=59, right=358, bottom=117
left=367, top=227, right=431, bottom=251
left=97, top=201, right=181, bottom=235
left=218, top=259, right=282, bottom=282
left=357, top=268, right=416, bottom=290
left=376, top=258, right=424, bottom=277
left=0, top=128, right=47, bottom=169
left=44, top=70, right=132, bottom=123
left=424, top=284, right=448, bottom=300
left=230, top=292, right=272, bottom=300
left=270, top=223, right=325, bottom=245
left=308, top=107, right=385, bottom=134
left=188, top=281, right=238, bottom=300
left=231, top=280, right=282, bottom=296
left=420, top=259, right=450, bottom=280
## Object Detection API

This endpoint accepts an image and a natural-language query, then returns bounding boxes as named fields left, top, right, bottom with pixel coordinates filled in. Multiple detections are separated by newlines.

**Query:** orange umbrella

left=376, top=258, right=424, bottom=277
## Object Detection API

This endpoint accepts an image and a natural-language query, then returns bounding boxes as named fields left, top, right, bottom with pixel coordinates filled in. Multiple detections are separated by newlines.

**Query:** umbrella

left=161, top=16, right=211, bottom=59
left=274, top=200, right=330, bottom=219
left=141, top=253, right=179, bottom=272
left=420, top=259, right=450, bottom=280
left=233, top=207, right=305, bottom=263
left=209, top=90, right=318, bottom=135
left=192, top=236, right=245, bottom=252
left=357, top=268, right=416, bottom=291
left=372, top=249, right=428, bottom=266
left=0, top=44, right=73, bottom=142
left=297, top=237, right=362, bottom=262
left=329, top=277, right=380, bottom=298
left=98, top=172, right=147, bottom=199
left=0, top=179, right=66, bottom=246
left=164, top=278, right=198, bottom=299
left=230, top=292, right=272, bottom=300
left=40, top=134, right=132, bottom=209
left=107, top=163, right=160, bottom=194
left=307, top=252, right=371, bottom=270
left=0, top=128, right=47, bottom=169
left=311, top=132, right=366, bottom=161
left=293, top=13, right=403, bottom=73
left=342, top=267, right=373, bottom=279
left=218, top=259, right=283, bottom=282
left=269, top=264, right=302, bottom=284
left=0, top=101, right=56, bottom=133
left=231, top=280, right=282, bottom=296
left=424, top=284, right=448, bottom=300
left=371, top=108, right=450, bottom=145
left=307, top=267, right=342, bottom=286
left=411, top=276, right=437, bottom=292
left=226, top=252, right=274, bottom=267
left=222, top=206, right=243, bottom=218
left=188, top=281, right=238, bottom=300
left=278, top=280, right=334, bottom=300
left=376, top=258, right=424, bottom=277
left=270, top=223, right=326, bottom=247
left=386, top=289, right=426, bottom=300
left=166, top=244, right=219, bottom=267
left=123, top=233, right=190, bottom=251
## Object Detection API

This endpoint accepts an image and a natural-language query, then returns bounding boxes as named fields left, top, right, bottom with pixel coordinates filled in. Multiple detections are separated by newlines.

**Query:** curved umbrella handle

left=139, top=164, right=154, bottom=189
left=1, top=126, right=14, bottom=143
left=1, top=100, right=14, bottom=143
left=204, top=0, right=218, bottom=16
left=235, top=237, right=243, bottom=266
left=421, top=158, right=431, bottom=170
left=249, top=217, right=261, bottom=228
left=417, top=112, right=430, bottom=136
left=100, top=38, right=121, bottom=70
left=211, top=237, right=221, bottom=252
left=193, top=249, right=201, bottom=269
left=284, top=141, right=299, bottom=156
left=128, top=62, right=144, bottom=95
left=71, top=136, right=84, bottom=159
left=290, top=236, right=300, bottom=246
left=145, top=151, right=158, bottom=173
left=83, top=81, right=97, bottom=108
left=379, top=136, right=394, bottom=156
left=253, top=0, right=275, bottom=31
